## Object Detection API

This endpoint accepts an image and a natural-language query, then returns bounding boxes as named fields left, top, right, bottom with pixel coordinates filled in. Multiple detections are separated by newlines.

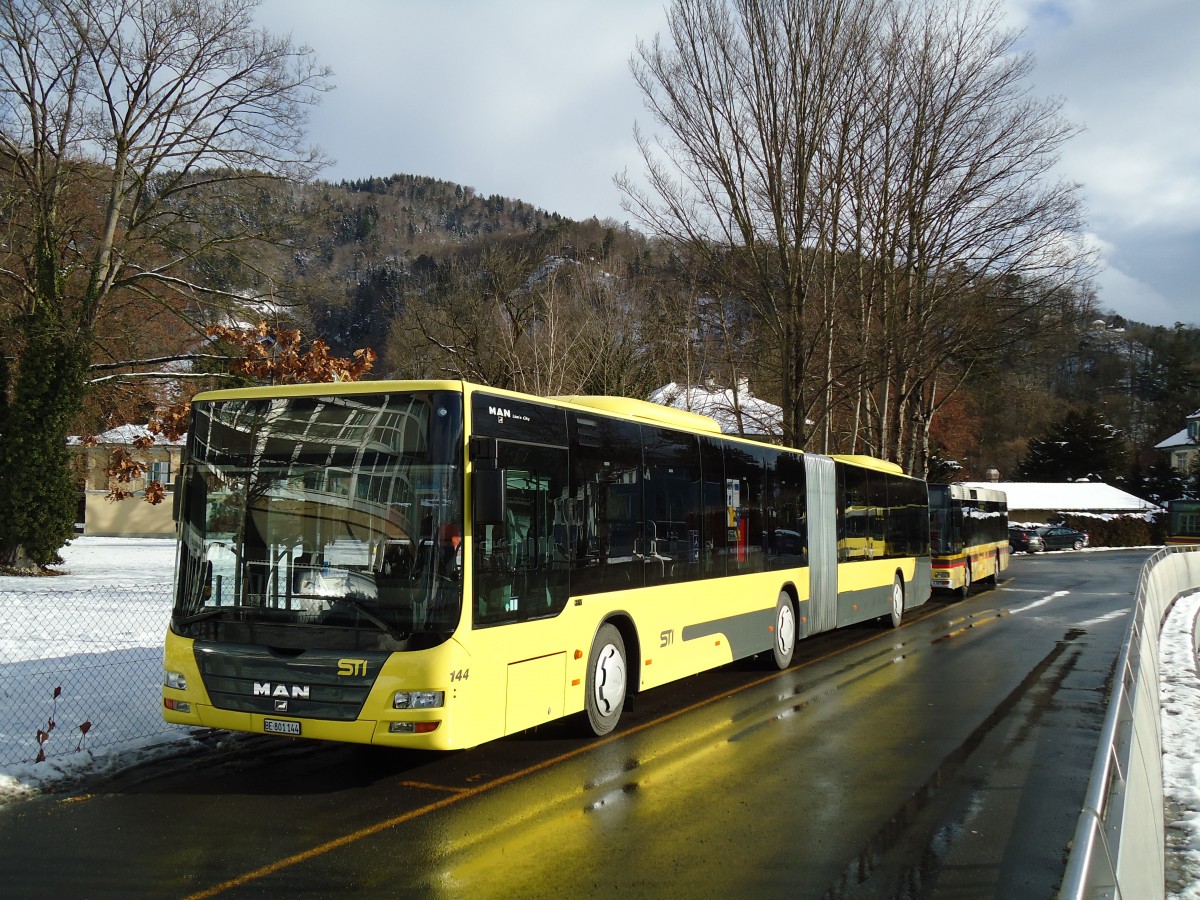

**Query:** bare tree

left=842, top=0, right=1091, bottom=473
left=620, top=0, right=876, bottom=447
left=391, top=241, right=553, bottom=390
left=391, top=237, right=664, bottom=400
left=0, top=0, right=331, bottom=566
left=620, top=0, right=1092, bottom=473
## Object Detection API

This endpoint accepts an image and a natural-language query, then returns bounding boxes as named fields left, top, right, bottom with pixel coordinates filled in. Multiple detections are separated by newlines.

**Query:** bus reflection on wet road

left=0, top=550, right=1145, bottom=899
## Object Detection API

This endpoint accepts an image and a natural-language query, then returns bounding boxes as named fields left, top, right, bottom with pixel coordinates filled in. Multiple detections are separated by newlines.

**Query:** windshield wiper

left=333, top=597, right=410, bottom=641
left=177, top=606, right=236, bottom=626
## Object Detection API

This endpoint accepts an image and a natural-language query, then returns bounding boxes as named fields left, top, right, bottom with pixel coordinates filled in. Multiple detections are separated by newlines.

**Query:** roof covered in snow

left=67, top=424, right=185, bottom=447
left=959, top=481, right=1160, bottom=514
left=1155, top=409, right=1200, bottom=450
left=648, top=381, right=782, bottom=437
left=1156, top=427, right=1194, bottom=450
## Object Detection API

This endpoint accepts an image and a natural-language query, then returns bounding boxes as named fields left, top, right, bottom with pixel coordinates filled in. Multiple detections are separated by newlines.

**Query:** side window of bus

left=888, top=475, right=929, bottom=557
left=869, top=470, right=890, bottom=556
left=474, top=440, right=569, bottom=626
left=769, top=451, right=808, bottom=568
left=838, top=464, right=871, bottom=561
left=724, top=444, right=767, bottom=575
left=643, top=427, right=703, bottom=586
left=568, top=414, right=644, bottom=595
left=699, top=436, right=727, bottom=579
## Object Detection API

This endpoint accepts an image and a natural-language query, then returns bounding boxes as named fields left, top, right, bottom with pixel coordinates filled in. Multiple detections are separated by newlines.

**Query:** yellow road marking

left=397, top=780, right=471, bottom=794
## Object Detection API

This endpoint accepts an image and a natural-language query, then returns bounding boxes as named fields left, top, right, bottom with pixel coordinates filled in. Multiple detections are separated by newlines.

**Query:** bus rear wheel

left=584, top=623, right=627, bottom=736
left=769, top=591, right=796, bottom=669
left=888, top=575, right=905, bottom=628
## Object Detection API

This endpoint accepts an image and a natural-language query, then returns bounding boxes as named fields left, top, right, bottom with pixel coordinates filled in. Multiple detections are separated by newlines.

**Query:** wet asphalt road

left=0, top=549, right=1150, bottom=899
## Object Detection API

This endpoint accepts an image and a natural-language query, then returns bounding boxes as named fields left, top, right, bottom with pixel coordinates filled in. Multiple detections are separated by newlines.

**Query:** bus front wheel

left=584, top=623, right=627, bottom=736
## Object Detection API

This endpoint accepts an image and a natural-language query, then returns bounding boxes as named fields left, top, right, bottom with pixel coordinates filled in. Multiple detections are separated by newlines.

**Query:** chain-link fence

left=0, top=584, right=182, bottom=767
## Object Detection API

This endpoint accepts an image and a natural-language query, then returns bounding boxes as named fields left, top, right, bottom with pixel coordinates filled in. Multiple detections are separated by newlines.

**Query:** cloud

left=257, top=0, right=1199, bottom=326
left=258, top=0, right=664, bottom=221
left=1004, top=0, right=1200, bottom=325
left=1084, top=231, right=1184, bottom=325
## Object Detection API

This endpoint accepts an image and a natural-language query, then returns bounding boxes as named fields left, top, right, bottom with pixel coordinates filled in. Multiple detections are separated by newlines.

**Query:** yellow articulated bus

left=928, top=483, right=1008, bottom=598
left=162, top=381, right=931, bottom=750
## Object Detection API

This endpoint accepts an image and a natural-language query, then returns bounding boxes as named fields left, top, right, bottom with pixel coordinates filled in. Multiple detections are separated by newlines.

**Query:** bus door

left=473, top=439, right=570, bottom=623
left=804, top=455, right=838, bottom=635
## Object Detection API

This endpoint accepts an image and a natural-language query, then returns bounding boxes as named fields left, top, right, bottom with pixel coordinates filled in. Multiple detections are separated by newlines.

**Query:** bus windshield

left=172, top=390, right=464, bottom=650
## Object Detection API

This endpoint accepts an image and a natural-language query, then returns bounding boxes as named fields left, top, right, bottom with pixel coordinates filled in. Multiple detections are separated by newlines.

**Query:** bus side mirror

left=474, top=468, right=507, bottom=526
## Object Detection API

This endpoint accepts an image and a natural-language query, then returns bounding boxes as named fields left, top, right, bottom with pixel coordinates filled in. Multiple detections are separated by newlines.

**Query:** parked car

left=1009, top=526, right=1044, bottom=553
left=1037, top=525, right=1089, bottom=551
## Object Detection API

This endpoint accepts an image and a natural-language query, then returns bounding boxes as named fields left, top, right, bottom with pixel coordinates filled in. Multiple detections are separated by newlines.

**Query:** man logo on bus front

left=254, top=682, right=310, bottom=700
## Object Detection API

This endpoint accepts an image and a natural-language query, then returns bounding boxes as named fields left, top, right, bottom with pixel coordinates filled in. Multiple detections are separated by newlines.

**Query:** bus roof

left=553, top=394, right=723, bottom=434
left=190, top=379, right=468, bottom=403
left=191, top=381, right=725, bottom=434
left=188, top=380, right=910, bottom=476
left=829, top=454, right=906, bottom=476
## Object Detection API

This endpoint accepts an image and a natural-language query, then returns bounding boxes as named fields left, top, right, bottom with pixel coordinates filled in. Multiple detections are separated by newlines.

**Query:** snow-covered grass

left=1, top=537, right=1198, bottom=897
left=0, top=537, right=193, bottom=804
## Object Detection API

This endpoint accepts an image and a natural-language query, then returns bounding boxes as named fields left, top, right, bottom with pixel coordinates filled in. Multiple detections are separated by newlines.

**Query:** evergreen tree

left=1128, top=457, right=1190, bottom=505
left=1014, top=406, right=1128, bottom=482
left=0, top=324, right=88, bottom=566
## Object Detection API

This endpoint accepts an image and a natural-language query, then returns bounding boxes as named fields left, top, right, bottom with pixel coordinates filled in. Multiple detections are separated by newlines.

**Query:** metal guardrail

left=1059, top=546, right=1200, bottom=900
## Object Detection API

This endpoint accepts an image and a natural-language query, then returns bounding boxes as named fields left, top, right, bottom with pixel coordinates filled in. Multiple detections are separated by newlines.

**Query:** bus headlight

left=164, top=670, right=187, bottom=691
left=393, top=690, right=444, bottom=710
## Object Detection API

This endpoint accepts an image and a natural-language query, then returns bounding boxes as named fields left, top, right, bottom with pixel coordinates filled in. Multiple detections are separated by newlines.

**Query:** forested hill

left=60, top=167, right=1200, bottom=493
left=332, top=172, right=565, bottom=244
left=270, top=172, right=640, bottom=354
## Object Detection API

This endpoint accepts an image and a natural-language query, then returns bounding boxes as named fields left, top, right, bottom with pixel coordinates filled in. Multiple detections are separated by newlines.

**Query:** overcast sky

left=254, top=0, right=1199, bottom=329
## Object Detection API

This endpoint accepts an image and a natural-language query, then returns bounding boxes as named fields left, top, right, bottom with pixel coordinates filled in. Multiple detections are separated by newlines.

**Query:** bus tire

left=958, top=562, right=971, bottom=599
left=584, top=623, right=627, bottom=737
left=769, top=591, right=797, bottom=669
left=888, top=575, right=905, bottom=628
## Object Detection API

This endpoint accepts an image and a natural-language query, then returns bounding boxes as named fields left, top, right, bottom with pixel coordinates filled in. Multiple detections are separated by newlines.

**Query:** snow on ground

left=0, top=537, right=190, bottom=804
left=0, top=536, right=178, bottom=593
left=1, top=538, right=1199, bottom=894
left=1162, top=590, right=1200, bottom=899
